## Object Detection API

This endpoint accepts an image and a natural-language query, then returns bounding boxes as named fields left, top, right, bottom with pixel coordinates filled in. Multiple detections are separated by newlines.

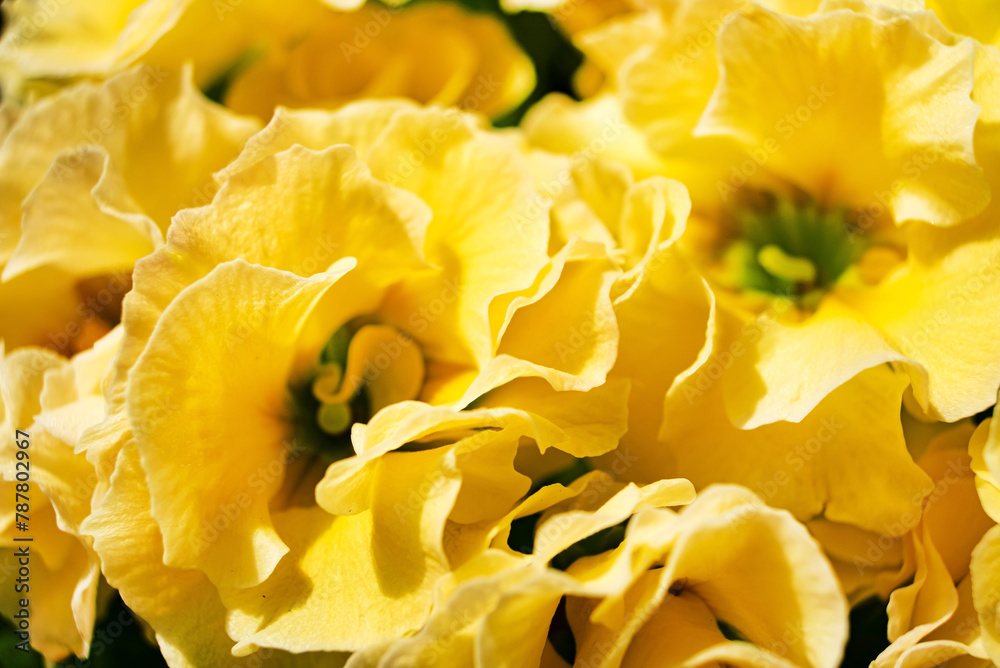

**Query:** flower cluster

left=1, top=0, right=998, bottom=666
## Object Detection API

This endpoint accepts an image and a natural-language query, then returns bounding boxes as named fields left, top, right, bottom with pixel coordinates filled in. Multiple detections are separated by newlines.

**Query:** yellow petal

left=0, top=0, right=155, bottom=78
left=661, top=323, right=931, bottom=534
left=0, top=0, right=328, bottom=97
left=603, top=582, right=734, bottom=667
left=842, top=228, right=1000, bottom=421
left=450, top=472, right=589, bottom=566
left=915, top=423, right=995, bottom=582
left=0, top=64, right=259, bottom=246
left=104, top=135, right=430, bottom=422
left=2, top=146, right=158, bottom=282
left=522, top=92, right=668, bottom=180
left=881, top=523, right=959, bottom=659
left=317, top=381, right=628, bottom=519
left=548, top=158, right=632, bottom=260
left=321, top=324, right=425, bottom=413
left=970, top=525, right=1000, bottom=664
left=533, top=477, right=695, bottom=563
left=605, top=246, right=714, bottom=466
left=478, top=377, right=630, bottom=458
left=617, top=176, right=690, bottom=280
left=1, top=489, right=98, bottom=660
left=568, top=485, right=847, bottom=668
left=218, top=102, right=420, bottom=177
left=721, top=297, right=913, bottom=429
left=448, top=430, right=532, bottom=526
left=922, top=573, right=992, bottom=655
left=225, top=3, right=533, bottom=121
left=172, top=144, right=429, bottom=284
left=0, top=338, right=108, bottom=660
left=696, top=6, right=988, bottom=226
left=362, top=552, right=566, bottom=668
left=221, top=447, right=455, bottom=653
left=659, top=486, right=848, bottom=668
left=620, top=1, right=736, bottom=152
left=808, top=518, right=908, bottom=604
left=127, top=259, right=351, bottom=588
left=925, top=0, right=1000, bottom=46
left=1, top=346, right=63, bottom=433
left=466, top=239, right=620, bottom=395
left=82, top=442, right=340, bottom=667
left=366, top=107, right=549, bottom=368
left=971, top=414, right=1000, bottom=523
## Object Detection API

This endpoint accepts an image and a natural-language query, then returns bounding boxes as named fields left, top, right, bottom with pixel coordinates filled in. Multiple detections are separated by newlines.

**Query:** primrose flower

left=870, top=418, right=997, bottom=667
left=551, top=0, right=1000, bottom=421
left=223, top=2, right=535, bottom=122
left=805, top=413, right=976, bottom=605
left=80, top=100, right=634, bottom=664
left=967, top=404, right=1000, bottom=665
left=581, top=173, right=930, bottom=534
left=0, top=330, right=121, bottom=661
left=351, top=483, right=847, bottom=668
left=972, top=524, right=1000, bottom=665
left=0, top=0, right=314, bottom=97
left=971, top=398, right=1000, bottom=523
left=0, top=0, right=534, bottom=122
left=523, top=0, right=1000, bottom=535
left=0, top=64, right=259, bottom=354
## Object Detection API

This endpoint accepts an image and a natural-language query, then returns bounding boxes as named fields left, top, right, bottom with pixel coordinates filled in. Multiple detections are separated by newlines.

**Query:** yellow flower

left=869, top=419, right=997, bottom=667
left=517, top=137, right=692, bottom=286
left=546, top=1, right=1000, bottom=423
left=0, top=63, right=259, bottom=354
left=354, top=483, right=846, bottom=667
left=972, top=524, right=1000, bottom=665
left=522, top=93, right=670, bottom=183
left=224, top=3, right=535, bottom=121
left=81, top=101, right=630, bottom=663
left=0, top=329, right=121, bottom=661
left=0, top=0, right=534, bottom=122
left=567, top=163, right=931, bottom=535
left=522, top=1, right=1000, bottom=537
left=0, top=0, right=318, bottom=98
left=971, top=398, right=1000, bottom=523
left=805, top=411, right=976, bottom=606
left=967, top=404, right=1000, bottom=665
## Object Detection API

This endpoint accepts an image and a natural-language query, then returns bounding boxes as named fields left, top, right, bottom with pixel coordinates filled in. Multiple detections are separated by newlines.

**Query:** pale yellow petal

left=1, top=492, right=97, bottom=660
left=3, top=146, right=158, bottom=282
left=971, top=414, right=1000, bottom=523
left=127, top=259, right=350, bottom=588
left=605, top=246, right=714, bottom=468
left=658, top=486, right=848, bottom=668
left=970, top=525, right=1000, bottom=663
left=221, top=448, right=454, bottom=653
left=366, top=107, right=549, bottom=367
left=82, top=442, right=339, bottom=667
left=660, top=326, right=931, bottom=534
left=696, top=6, right=988, bottom=226
left=721, top=297, right=914, bottom=429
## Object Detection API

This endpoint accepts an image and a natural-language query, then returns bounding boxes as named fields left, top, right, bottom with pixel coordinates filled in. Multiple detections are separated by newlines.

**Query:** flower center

left=290, top=321, right=425, bottom=458
left=716, top=197, right=864, bottom=304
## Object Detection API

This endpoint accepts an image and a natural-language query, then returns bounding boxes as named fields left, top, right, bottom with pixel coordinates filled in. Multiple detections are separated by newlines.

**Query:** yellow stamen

left=310, top=324, right=426, bottom=432
left=757, top=244, right=817, bottom=285
left=317, top=403, right=352, bottom=435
